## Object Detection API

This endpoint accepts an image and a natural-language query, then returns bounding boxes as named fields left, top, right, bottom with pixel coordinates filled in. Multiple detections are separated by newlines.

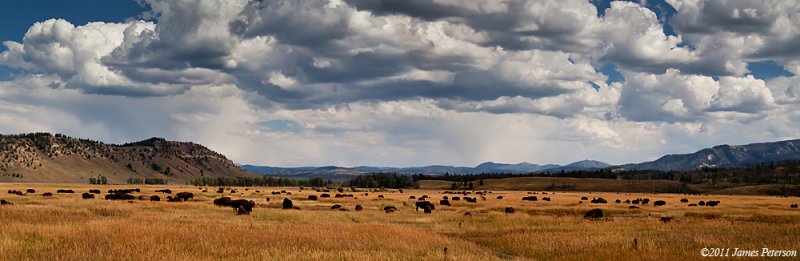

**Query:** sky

left=1, top=0, right=799, bottom=167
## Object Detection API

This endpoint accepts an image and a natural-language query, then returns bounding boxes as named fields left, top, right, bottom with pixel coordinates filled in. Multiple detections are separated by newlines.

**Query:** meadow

left=1, top=183, right=799, bottom=260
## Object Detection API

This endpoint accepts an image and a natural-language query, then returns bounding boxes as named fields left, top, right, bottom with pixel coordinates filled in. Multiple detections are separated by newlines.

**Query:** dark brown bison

left=355, top=204, right=363, bottom=211
left=89, top=189, right=101, bottom=194
left=415, top=201, right=435, bottom=212
left=81, top=193, right=95, bottom=199
left=0, top=199, right=13, bottom=206
left=217, top=188, right=225, bottom=193
left=464, top=197, right=477, bottom=203
left=464, top=212, right=472, bottom=217
left=615, top=199, right=622, bottom=203
left=282, top=198, right=293, bottom=209
left=452, top=197, right=461, bottom=201
left=214, top=197, right=232, bottom=207
left=166, top=196, right=182, bottom=202
left=320, top=193, right=330, bottom=198
left=624, top=199, right=631, bottom=204
left=57, top=189, right=74, bottom=194
left=790, top=204, right=798, bottom=209
left=698, top=200, right=706, bottom=206
left=653, top=200, right=666, bottom=206
left=308, top=195, right=318, bottom=200
left=105, top=193, right=135, bottom=200
left=706, top=200, right=719, bottom=207
left=26, top=189, right=35, bottom=194
left=688, top=204, right=697, bottom=207
left=175, top=192, right=194, bottom=201
left=496, top=196, right=504, bottom=199
left=155, top=189, right=172, bottom=194
left=660, top=217, right=673, bottom=223
left=580, top=196, right=589, bottom=200
left=629, top=206, right=640, bottom=209
left=680, top=198, right=689, bottom=203
left=522, top=196, right=538, bottom=201
left=504, top=207, right=515, bottom=214
left=590, top=198, right=608, bottom=204
left=383, top=205, right=398, bottom=213
left=331, top=204, right=342, bottom=209
left=8, top=190, right=24, bottom=196
left=42, top=192, right=53, bottom=197
left=584, top=208, right=604, bottom=220
left=409, top=196, right=416, bottom=199
left=439, top=199, right=451, bottom=206
left=109, top=189, right=136, bottom=194
left=542, top=197, right=551, bottom=201
left=150, top=195, right=161, bottom=201
left=230, top=199, right=256, bottom=215
left=378, top=195, right=385, bottom=198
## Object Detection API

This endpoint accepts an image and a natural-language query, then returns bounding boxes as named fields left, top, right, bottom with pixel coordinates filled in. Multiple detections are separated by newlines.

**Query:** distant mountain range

left=244, top=139, right=800, bottom=179
left=241, top=160, right=612, bottom=180
left=621, top=139, right=800, bottom=171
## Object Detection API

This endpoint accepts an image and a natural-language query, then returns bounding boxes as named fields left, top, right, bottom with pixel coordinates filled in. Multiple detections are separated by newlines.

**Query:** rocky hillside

left=0, top=133, right=253, bottom=183
left=621, top=139, right=800, bottom=171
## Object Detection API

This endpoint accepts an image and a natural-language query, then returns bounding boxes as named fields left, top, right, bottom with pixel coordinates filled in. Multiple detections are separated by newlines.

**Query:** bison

left=230, top=199, right=256, bottom=215
left=580, top=196, right=589, bottom=200
left=320, top=193, right=330, bottom=198
left=383, top=205, right=398, bottom=213
left=790, top=204, right=798, bottom=209
left=355, top=204, right=364, bottom=211
left=26, top=189, right=35, bottom=194
left=167, top=196, right=183, bottom=202
left=688, top=204, right=697, bottom=207
left=331, top=204, right=342, bottom=209
left=415, top=201, right=435, bottom=212
left=89, top=189, right=101, bottom=194
left=629, top=206, right=640, bottom=209
left=496, top=196, right=504, bottom=200
left=706, top=200, right=719, bottom=207
left=439, top=199, right=451, bottom=206
left=155, top=189, right=172, bottom=194
left=522, top=196, right=538, bottom=201
left=42, top=192, right=53, bottom=197
left=584, top=208, right=604, bottom=220
left=680, top=198, right=689, bottom=203
left=590, top=198, right=607, bottom=204
left=175, top=192, right=194, bottom=201
left=464, top=197, right=477, bottom=203
left=653, top=200, right=666, bottom=206
left=214, top=197, right=232, bottom=207
left=698, top=200, right=706, bottom=206
left=308, top=195, right=318, bottom=201
left=57, top=189, right=74, bottom=194
left=452, top=197, right=461, bottom=201
left=504, top=207, right=515, bottom=214
left=150, top=195, right=161, bottom=201
left=660, top=217, right=673, bottom=223
left=542, top=197, right=551, bottom=201
left=0, top=199, right=13, bottom=206
left=81, top=193, right=95, bottom=199
left=105, top=193, right=135, bottom=200
left=615, top=199, right=622, bottom=203
left=282, top=198, right=294, bottom=209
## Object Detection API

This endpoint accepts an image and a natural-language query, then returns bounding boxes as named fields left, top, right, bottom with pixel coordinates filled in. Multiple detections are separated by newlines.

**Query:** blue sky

left=0, top=0, right=799, bottom=167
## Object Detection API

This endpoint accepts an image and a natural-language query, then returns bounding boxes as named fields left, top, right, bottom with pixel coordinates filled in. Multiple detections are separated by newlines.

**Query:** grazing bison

left=217, top=188, right=225, bottom=193
left=230, top=199, right=256, bottom=215
left=8, top=190, right=24, bottom=196
left=624, top=199, right=631, bottom=204
left=654, top=200, right=666, bottom=206
left=680, top=198, right=689, bottom=203
left=464, top=212, right=472, bottom=217
left=214, top=197, right=232, bottom=207
left=167, top=196, right=182, bottom=202
left=355, top=204, right=363, bottom=211
left=440, top=199, right=451, bottom=206
left=629, top=206, right=640, bottom=209
left=378, top=195, right=385, bottom=198
left=580, top=196, right=589, bottom=200
left=150, top=195, right=161, bottom=201
left=452, top=197, right=461, bottom=201
left=590, top=198, right=608, bottom=204
left=790, top=204, right=798, bottom=209
left=706, top=200, right=719, bottom=207
left=688, top=204, right=697, bottom=207
left=331, top=204, right=342, bottom=209
left=504, top=207, right=515, bottom=214
left=698, top=201, right=706, bottom=206
left=632, top=199, right=640, bottom=204
left=308, top=195, right=318, bottom=201
left=105, top=193, right=135, bottom=200
left=0, top=199, right=12, bottom=205
left=415, top=201, right=436, bottom=212
left=155, top=189, right=172, bottom=194
left=282, top=198, right=294, bottom=209
left=383, top=205, right=398, bottom=213
left=42, top=192, right=53, bottom=197
left=320, top=193, right=330, bottom=198
left=109, top=189, right=136, bottom=194
left=584, top=209, right=604, bottom=220
left=175, top=192, right=194, bottom=201
left=81, top=193, right=95, bottom=199
left=409, top=196, right=416, bottom=199
left=89, top=189, right=101, bottom=194
left=496, top=196, right=504, bottom=200
left=660, top=217, right=673, bottom=223
left=542, top=197, right=551, bottom=201
left=522, top=196, right=538, bottom=201
left=26, top=189, right=35, bottom=194
left=57, top=189, right=74, bottom=194
left=615, top=199, right=622, bottom=203
left=464, top=197, right=477, bottom=203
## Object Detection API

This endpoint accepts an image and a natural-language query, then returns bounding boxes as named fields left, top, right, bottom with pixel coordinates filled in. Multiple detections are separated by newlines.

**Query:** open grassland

left=1, top=183, right=799, bottom=260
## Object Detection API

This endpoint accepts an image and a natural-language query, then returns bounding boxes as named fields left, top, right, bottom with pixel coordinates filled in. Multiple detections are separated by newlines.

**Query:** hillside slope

left=622, top=139, right=800, bottom=171
left=0, top=133, right=253, bottom=184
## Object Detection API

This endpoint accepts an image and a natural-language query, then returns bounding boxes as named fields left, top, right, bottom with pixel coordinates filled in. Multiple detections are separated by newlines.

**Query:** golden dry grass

left=1, top=183, right=799, bottom=260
